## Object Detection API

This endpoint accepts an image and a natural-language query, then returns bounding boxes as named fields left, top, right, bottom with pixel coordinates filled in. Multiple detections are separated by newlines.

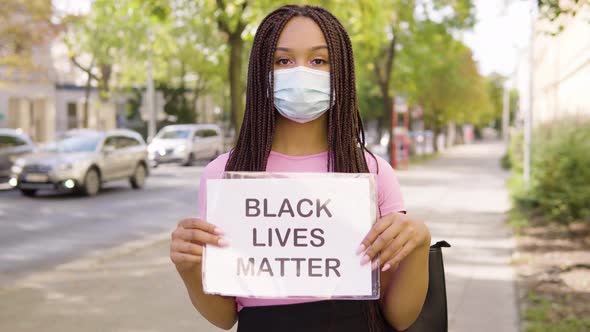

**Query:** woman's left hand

left=357, top=213, right=431, bottom=272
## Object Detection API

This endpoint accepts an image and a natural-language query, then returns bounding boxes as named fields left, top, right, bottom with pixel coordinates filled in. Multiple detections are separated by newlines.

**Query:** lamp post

left=524, top=0, right=537, bottom=186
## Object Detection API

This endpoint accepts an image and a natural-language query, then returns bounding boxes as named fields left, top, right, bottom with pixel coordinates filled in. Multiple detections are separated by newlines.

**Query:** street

left=0, top=163, right=205, bottom=288
left=0, top=141, right=519, bottom=332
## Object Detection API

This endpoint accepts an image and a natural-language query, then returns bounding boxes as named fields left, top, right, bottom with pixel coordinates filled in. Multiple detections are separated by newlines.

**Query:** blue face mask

left=273, top=66, right=332, bottom=123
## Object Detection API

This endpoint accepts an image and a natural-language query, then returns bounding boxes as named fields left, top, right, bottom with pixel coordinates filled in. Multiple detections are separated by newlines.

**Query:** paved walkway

left=0, top=141, right=518, bottom=332
left=397, top=141, right=518, bottom=332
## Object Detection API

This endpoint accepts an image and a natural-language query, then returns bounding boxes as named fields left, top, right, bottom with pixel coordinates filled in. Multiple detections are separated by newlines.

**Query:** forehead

left=276, top=16, right=327, bottom=49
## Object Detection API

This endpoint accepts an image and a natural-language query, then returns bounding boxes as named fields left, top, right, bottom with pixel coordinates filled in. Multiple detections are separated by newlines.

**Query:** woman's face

left=274, top=16, right=330, bottom=72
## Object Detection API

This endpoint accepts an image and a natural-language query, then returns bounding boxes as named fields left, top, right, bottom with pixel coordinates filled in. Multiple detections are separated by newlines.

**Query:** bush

left=508, top=130, right=524, bottom=173
left=509, top=116, right=590, bottom=224
left=500, top=153, right=511, bottom=170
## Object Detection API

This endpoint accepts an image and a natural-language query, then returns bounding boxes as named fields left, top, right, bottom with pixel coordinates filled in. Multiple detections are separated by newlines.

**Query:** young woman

left=170, top=5, right=431, bottom=332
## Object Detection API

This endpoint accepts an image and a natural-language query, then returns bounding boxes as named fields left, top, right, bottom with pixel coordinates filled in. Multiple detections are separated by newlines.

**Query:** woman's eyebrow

left=275, top=45, right=328, bottom=52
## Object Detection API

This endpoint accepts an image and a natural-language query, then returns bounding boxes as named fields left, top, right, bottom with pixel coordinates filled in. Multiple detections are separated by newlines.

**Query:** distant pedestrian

left=170, top=5, right=431, bottom=332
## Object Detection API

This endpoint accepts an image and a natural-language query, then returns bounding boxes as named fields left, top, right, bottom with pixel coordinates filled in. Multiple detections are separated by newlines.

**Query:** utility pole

left=502, top=84, right=510, bottom=146
left=146, top=28, right=156, bottom=143
left=147, top=53, right=156, bottom=142
left=524, top=0, right=536, bottom=185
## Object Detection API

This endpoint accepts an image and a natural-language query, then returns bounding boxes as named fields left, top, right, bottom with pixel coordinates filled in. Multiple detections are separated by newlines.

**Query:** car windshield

left=44, top=135, right=102, bottom=153
left=158, top=129, right=191, bottom=139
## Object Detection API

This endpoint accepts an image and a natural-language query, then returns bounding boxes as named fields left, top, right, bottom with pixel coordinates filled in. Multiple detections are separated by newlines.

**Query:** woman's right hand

left=170, top=218, right=228, bottom=273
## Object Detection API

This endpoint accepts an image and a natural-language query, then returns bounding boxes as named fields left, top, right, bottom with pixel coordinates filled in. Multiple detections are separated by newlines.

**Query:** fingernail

left=381, top=264, right=391, bottom=272
left=355, top=244, right=366, bottom=255
left=217, top=238, right=230, bottom=247
left=360, top=255, right=370, bottom=265
left=213, top=227, right=224, bottom=235
left=372, top=261, right=380, bottom=271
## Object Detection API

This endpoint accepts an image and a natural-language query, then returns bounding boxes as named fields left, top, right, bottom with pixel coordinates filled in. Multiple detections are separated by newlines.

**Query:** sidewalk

left=397, top=141, right=518, bottom=332
left=0, top=141, right=518, bottom=332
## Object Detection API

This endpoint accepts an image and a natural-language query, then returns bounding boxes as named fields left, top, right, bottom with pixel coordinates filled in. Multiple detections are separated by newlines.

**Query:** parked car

left=148, top=124, right=224, bottom=167
left=56, top=128, right=100, bottom=140
left=10, top=129, right=149, bottom=197
left=0, top=129, right=35, bottom=185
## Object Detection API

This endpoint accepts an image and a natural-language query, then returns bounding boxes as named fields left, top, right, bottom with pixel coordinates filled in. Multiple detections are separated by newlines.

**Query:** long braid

left=225, top=5, right=385, bottom=331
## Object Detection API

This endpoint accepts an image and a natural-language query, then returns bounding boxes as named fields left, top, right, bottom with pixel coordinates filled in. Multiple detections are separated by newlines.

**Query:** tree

left=0, top=0, right=55, bottom=68
left=394, top=19, right=493, bottom=148
left=330, top=0, right=476, bottom=147
left=485, top=73, right=507, bottom=130
left=211, top=0, right=251, bottom=132
left=62, top=1, right=142, bottom=126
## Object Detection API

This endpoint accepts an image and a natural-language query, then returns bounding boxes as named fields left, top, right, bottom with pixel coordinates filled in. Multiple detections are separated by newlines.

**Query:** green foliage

left=506, top=205, right=529, bottom=234
left=327, top=0, right=482, bottom=131
left=61, top=0, right=501, bottom=135
left=485, top=73, right=507, bottom=130
left=530, top=118, right=590, bottom=223
left=524, top=291, right=590, bottom=332
left=508, top=130, right=524, bottom=174
left=508, top=117, right=590, bottom=224
left=500, top=153, right=511, bottom=170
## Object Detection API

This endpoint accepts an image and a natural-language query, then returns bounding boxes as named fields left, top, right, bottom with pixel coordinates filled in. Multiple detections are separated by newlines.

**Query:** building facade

left=531, top=5, right=590, bottom=125
left=1, top=34, right=220, bottom=143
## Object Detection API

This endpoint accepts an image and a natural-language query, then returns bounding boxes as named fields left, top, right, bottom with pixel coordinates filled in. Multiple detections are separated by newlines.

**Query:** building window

left=67, top=102, right=78, bottom=129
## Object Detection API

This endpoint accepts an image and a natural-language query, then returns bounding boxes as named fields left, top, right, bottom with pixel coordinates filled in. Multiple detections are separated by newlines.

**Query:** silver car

left=148, top=124, right=224, bottom=167
left=11, top=129, right=149, bottom=197
left=0, top=129, right=35, bottom=185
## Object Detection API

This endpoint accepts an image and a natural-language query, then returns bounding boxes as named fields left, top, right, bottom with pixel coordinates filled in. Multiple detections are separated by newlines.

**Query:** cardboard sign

left=203, top=174, right=378, bottom=298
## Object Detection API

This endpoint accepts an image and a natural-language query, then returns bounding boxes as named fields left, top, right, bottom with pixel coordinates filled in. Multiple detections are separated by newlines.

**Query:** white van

left=148, top=124, right=224, bottom=166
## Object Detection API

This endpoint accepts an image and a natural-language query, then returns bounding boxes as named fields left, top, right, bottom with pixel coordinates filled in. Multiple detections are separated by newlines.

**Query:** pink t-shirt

left=197, top=150, right=405, bottom=310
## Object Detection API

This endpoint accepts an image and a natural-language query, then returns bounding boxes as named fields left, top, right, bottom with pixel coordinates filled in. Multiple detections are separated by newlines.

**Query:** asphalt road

left=0, top=163, right=206, bottom=288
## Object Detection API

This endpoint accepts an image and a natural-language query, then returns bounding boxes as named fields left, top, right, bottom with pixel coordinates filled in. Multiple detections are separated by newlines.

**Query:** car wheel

left=183, top=153, right=194, bottom=167
left=20, top=189, right=37, bottom=197
left=130, top=163, right=147, bottom=189
left=82, top=168, right=101, bottom=196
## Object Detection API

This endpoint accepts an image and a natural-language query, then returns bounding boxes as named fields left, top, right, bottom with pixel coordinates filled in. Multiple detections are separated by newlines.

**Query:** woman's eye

left=276, top=58, right=291, bottom=65
left=312, top=58, right=327, bottom=65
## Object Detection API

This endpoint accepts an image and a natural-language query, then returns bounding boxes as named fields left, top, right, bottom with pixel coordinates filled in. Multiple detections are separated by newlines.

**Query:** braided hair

left=225, top=5, right=386, bottom=331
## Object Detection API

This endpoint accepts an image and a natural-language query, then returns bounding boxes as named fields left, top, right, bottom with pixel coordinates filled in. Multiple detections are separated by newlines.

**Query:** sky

left=462, top=0, right=532, bottom=76
left=52, top=0, right=532, bottom=77
left=52, top=0, right=91, bottom=17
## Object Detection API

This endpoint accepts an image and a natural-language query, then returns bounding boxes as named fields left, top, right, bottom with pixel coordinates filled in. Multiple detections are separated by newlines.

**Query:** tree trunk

left=216, top=0, right=247, bottom=134
left=83, top=73, right=92, bottom=128
left=377, top=80, right=392, bottom=142
left=432, top=114, right=443, bottom=153
left=98, top=63, right=112, bottom=101
left=70, top=56, right=95, bottom=128
left=191, top=77, right=207, bottom=124
left=179, top=60, right=191, bottom=123
left=374, top=32, right=397, bottom=159
left=228, top=32, right=244, bottom=132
